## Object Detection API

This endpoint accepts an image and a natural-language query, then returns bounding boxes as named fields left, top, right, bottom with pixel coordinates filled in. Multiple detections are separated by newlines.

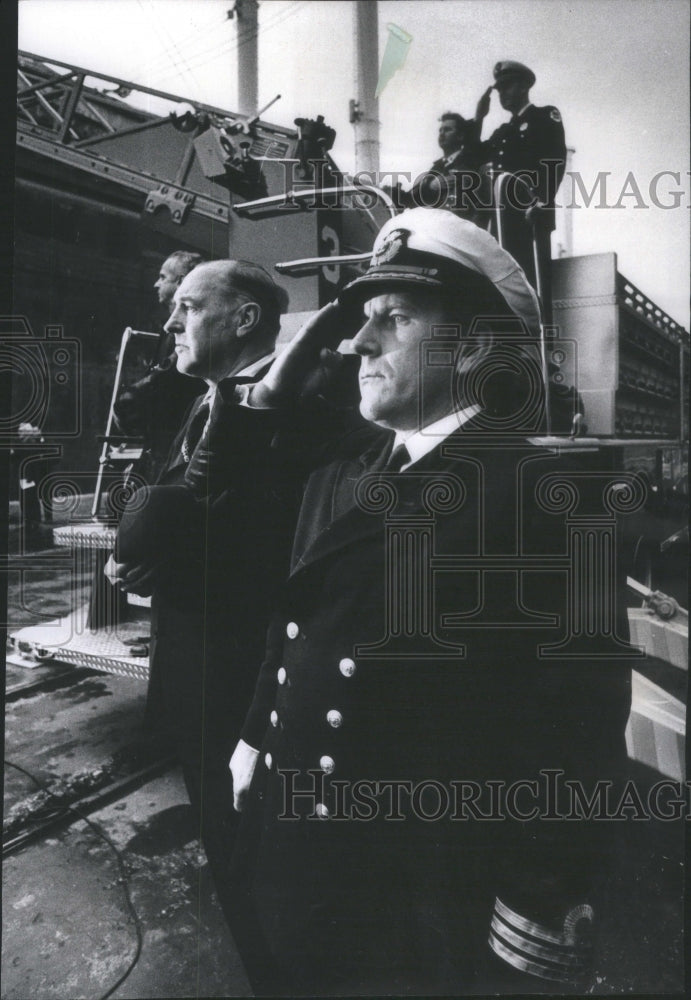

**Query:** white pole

left=236, top=0, right=259, bottom=118
left=563, top=147, right=575, bottom=257
left=353, top=1, right=380, bottom=176
left=557, top=146, right=575, bottom=257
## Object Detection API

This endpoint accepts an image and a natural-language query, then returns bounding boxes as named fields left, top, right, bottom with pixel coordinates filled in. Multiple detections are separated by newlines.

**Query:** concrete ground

left=3, top=769, right=250, bottom=999
left=3, top=535, right=252, bottom=999
left=3, top=658, right=252, bottom=999
left=3, top=676, right=685, bottom=998
left=2, top=537, right=686, bottom=998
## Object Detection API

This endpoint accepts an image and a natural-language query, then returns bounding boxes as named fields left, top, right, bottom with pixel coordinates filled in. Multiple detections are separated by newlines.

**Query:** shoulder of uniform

left=537, top=105, right=563, bottom=123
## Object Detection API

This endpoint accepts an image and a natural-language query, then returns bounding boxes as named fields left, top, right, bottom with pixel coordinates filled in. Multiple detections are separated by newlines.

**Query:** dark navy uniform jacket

left=230, top=410, right=633, bottom=995
left=477, top=104, right=567, bottom=230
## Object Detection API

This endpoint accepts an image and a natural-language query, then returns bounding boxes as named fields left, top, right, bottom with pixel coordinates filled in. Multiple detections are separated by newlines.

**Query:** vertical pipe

left=353, top=1, right=380, bottom=175
left=236, top=0, right=259, bottom=118
left=92, top=327, right=133, bottom=518
left=557, top=146, right=575, bottom=257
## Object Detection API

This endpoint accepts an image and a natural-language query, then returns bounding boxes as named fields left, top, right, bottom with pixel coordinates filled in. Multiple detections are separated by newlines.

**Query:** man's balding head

left=191, top=260, right=289, bottom=337
left=165, top=259, right=289, bottom=384
left=154, top=251, right=206, bottom=311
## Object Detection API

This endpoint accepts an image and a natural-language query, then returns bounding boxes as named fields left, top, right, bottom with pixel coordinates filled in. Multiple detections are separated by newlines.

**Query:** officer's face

left=352, top=291, right=452, bottom=432
left=495, top=79, right=529, bottom=114
left=438, top=119, right=464, bottom=155
left=165, top=268, right=241, bottom=382
left=154, top=258, right=185, bottom=311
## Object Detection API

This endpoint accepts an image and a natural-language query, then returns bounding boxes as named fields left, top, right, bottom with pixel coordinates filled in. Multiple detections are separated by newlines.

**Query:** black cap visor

left=339, top=255, right=517, bottom=325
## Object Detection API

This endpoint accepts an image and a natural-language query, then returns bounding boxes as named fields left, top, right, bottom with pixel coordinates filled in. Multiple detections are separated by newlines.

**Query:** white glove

left=229, top=739, right=260, bottom=812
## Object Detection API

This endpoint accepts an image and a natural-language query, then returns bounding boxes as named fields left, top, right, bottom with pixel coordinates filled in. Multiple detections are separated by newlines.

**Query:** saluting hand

left=475, top=85, right=493, bottom=120
left=249, top=301, right=345, bottom=407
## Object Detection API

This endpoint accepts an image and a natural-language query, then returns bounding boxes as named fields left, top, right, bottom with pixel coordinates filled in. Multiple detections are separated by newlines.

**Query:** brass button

left=264, top=752, right=273, bottom=769
left=270, top=710, right=278, bottom=727
left=286, top=622, right=299, bottom=639
left=339, top=657, right=356, bottom=678
left=315, top=802, right=330, bottom=819
left=277, top=667, right=286, bottom=685
left=326, top=709, right=343, bottom=728
left=319, top=755, right=335, bottom=775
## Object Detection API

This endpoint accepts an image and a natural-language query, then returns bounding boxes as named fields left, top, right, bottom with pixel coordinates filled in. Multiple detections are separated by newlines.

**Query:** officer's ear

left=234, top=301, right=261, bottom=338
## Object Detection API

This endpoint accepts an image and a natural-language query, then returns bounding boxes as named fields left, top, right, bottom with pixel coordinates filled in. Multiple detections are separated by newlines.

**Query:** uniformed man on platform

left=474, top=60, right=566, bottom=321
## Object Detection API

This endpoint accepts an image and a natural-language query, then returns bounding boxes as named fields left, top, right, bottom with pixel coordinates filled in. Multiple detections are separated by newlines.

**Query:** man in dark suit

left=405, top=112, right=478, bottom=215
left=104, top=259, right=297, bottom=926
left=474, top=61, right=567, bottom=321
left=224, top=209, right=634, bottom=995
left=113, top=250, right=206, bottom=482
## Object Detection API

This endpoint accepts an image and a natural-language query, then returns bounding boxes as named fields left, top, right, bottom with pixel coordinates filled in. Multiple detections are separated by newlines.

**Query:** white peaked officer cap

left=339, top=207, right=541, bottom=335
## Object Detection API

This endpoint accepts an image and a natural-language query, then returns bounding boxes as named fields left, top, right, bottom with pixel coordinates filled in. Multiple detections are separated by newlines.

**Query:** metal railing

left=92, top=328, right=159, bottom=519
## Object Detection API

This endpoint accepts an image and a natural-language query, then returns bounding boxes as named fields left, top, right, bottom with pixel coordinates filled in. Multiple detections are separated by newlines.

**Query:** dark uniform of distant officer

left=474, top=60, right=566, bottom=322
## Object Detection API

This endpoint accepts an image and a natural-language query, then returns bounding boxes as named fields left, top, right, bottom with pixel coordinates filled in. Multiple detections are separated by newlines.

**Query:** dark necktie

left=384, top=443, right=410, bottom=472
left=180, top=401, right=210, bottom=464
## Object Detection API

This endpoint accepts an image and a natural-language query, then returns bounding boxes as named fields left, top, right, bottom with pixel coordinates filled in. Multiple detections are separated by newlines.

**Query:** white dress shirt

left=392, top=404, right=481, bottom=470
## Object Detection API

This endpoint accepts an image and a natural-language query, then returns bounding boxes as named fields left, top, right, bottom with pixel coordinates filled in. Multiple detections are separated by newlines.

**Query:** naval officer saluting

left=224, top=209, right=632, bottom=996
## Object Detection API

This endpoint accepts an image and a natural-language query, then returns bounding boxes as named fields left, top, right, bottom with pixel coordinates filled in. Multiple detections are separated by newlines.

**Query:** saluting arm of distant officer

left=474, top=85, right=493, bottom=131
left=466, top=86, right=493, bottom=160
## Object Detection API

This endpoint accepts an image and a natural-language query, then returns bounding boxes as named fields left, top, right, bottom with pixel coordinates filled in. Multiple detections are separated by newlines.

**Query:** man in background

left=152, top=250, right=205, bottom=353
left=113, top=250, right=206, bottom=480
left=473, top=61, right=566, bottom=321
left=401, top=111, right=478, bottom=214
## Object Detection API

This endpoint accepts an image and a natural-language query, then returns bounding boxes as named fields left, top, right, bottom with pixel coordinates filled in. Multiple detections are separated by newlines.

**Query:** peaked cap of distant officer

left=339, top=207, right=541, bottom=335
left=493, top=60, right=536, bottom=88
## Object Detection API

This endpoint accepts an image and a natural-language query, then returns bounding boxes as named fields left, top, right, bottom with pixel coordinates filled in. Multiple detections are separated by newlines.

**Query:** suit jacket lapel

left=290, top=432, right=473, bottom=577
left=158, top=357, right=276, bottom=482
left=159, top=395, right=207, bottom=479
left=289, top=435, right=392, bottom=574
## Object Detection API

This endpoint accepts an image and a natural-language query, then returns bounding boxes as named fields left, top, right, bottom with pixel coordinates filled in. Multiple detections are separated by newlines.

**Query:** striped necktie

left=180, top=402, right=211, bottom=464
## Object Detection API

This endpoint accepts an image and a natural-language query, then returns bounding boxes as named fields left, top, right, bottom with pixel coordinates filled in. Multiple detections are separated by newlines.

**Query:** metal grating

left=7, top=606, right=150, bottom=681
left=53, top=523, right=118, bottom=550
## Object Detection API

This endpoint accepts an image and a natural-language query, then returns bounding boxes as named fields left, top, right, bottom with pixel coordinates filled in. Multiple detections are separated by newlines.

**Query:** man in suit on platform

left=404, top=112, right=478, bottom=214
left=104, top=259, right=296, bottom=925
left=473, top=61, right=566, bottom=321
left=224, top=209, right=633, bottom=995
